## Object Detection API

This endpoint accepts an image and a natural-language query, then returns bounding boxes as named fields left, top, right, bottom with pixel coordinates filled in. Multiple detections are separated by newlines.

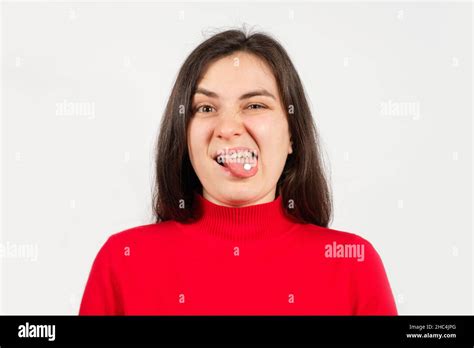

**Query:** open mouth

left=211, top=147, right=259, bottom=178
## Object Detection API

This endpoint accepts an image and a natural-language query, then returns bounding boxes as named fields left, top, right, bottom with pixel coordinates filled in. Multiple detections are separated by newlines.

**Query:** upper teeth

left=216, top=150, right=257, bottom=163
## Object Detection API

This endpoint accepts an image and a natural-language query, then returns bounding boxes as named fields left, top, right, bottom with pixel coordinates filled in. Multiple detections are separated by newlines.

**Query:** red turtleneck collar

left=189, top=192, right=299, bottom=242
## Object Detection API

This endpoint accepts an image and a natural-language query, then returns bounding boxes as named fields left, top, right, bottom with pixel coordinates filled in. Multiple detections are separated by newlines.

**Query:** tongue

left=224, top=159, right=258, bottom=178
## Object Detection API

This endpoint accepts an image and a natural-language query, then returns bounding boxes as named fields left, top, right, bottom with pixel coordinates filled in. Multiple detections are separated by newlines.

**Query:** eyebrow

left=194, top=87, right=276, bottom=100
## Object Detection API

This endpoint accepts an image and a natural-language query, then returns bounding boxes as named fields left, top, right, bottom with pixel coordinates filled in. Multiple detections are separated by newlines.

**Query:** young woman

left=79, top=29, right=397, bottom=315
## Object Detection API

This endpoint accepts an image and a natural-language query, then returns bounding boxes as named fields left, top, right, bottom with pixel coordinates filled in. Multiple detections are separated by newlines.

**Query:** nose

left=214, top=109, right=245, bottom=140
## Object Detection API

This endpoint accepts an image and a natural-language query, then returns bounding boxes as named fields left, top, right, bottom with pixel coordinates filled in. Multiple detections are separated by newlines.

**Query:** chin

left=220, top=191, right=259, bottom=203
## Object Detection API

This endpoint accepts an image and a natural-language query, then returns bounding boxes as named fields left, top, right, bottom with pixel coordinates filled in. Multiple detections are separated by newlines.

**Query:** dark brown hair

left=152, top=28, right=333, bottom=227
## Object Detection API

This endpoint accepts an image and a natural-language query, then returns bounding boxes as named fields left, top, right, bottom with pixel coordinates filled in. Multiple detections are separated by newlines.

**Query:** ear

left=288, top=139, right=293, bottom=154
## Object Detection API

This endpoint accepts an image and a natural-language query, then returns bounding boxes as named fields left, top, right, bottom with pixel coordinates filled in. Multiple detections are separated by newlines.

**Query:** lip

left=212, top=146, right=259, bottom=161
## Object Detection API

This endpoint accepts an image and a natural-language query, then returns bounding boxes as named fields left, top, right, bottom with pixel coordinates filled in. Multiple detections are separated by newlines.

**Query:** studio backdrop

left=1, top=0, right=472, bottom=314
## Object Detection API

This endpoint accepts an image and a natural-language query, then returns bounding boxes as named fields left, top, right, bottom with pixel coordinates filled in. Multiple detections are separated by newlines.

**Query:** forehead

left=195, top=52, right=279, bottom=99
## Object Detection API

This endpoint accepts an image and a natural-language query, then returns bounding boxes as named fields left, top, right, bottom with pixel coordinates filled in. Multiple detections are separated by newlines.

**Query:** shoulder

left=109, top=220, right=178, bottom=241
left=96, top=221, right=180, bottom=256
left=298, top=223, right=377, bottom=248
left=295, top=223, right=384, bottom=265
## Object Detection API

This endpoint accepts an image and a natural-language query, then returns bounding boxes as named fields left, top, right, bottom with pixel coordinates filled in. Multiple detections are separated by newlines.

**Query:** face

left=187, top=52, right=293, bottom=207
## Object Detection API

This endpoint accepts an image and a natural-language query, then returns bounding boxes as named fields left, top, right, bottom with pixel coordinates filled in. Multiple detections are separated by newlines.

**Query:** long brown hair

left=152, top=28, right=333, bottom=227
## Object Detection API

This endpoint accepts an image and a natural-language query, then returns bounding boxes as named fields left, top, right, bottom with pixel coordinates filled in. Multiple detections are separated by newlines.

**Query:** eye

left=247, top=103, right=266, bottom=110
left=195, top=104, right=215, bottom=113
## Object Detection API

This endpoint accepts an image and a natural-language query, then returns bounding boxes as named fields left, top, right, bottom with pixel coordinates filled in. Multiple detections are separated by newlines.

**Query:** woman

left=79, top=29, right=397, bottom=315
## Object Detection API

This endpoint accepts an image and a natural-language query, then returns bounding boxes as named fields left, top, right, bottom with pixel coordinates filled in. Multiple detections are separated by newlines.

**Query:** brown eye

left=247, top=104, right=266, bottom=110
left=196, top=105, right=215, bottom=113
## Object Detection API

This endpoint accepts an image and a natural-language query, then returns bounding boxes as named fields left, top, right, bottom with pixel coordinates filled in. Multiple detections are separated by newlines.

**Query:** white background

left=1, top=0, right=472, bottom=314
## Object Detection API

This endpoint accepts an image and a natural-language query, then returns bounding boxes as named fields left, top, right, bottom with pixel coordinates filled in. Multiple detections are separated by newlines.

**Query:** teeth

left=215, top=150, right=258, bottom=164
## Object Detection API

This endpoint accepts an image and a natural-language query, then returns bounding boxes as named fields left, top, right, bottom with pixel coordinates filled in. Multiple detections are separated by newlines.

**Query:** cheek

left=187, top=120, right=213, bottom=173
left=245, top=115, right=274, bottom=143
left=247, top=116, right=289, bottom=173
left=247, top=115, right=290, bottom=151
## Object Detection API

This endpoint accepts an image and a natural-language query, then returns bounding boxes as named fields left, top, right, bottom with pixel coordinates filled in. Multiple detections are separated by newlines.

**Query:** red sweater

left=79, top=193, right=397, bottom=315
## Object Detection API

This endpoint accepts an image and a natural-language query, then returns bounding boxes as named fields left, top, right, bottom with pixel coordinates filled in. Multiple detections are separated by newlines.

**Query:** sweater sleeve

left=352, top=238, right=398, bottom=315
left=79, top=236, right=122, bottom=315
